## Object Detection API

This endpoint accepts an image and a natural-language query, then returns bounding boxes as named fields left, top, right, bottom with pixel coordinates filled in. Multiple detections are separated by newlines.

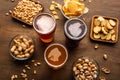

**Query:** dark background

left=0, top=0, right=120, bottom=80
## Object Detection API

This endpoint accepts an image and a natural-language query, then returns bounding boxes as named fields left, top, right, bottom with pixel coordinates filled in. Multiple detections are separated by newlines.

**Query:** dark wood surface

left=0, top=0, right=120, bottom=80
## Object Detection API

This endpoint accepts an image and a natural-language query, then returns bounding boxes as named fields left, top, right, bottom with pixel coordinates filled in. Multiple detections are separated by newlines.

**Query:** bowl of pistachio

left=9, top=34, right=35, bottom=60
left=73, top=56, right=100, bottom=80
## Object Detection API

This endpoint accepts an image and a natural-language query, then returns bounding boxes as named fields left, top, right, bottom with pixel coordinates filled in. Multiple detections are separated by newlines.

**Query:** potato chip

left=67, top=1, right=79, bottom=13
left=75, top=9, right=83, bottom=15
left=62, top=0, right=85, bottom=18
left=76, top=2, right=85, bottom=9
left=50, top=5, right=55, bottom=11
left=64, top=0, right=71, bottom=4
left=54, top=15, right=59, bottom=20
left=72, top=0, right=80, bottom=2
left=52, top=11, right=57, bottom=15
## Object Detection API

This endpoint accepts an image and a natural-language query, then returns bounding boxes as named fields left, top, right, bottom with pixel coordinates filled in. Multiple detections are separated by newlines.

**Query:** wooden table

left=0, top=0, right=120, bottom=80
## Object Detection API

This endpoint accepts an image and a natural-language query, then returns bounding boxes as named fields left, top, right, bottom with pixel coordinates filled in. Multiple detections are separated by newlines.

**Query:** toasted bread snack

left=102, top=27, right=108, bottom=34
left=93, top=26, right=101, bottom=34
left=101, top=20, right=107, bottom=27
left=106, top=21, right=113, bottom=29
left=100, top=33, right=107, bottom=40
left=94, top=19, right=101, bottom=26
left=109, top=19, right=116, bottom=26
left=109, top=29, right=115, bottom=34
left=97, top=16, right=105, bottom=21
left=106, top=33, right=111, bottom=40
left=94, top=33, right=101, bottom=39
left=111, top=34, right=116, bottom=41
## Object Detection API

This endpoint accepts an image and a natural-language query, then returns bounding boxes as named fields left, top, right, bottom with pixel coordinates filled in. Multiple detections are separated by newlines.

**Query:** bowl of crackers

left=9, top=34, right=35, bottom=60
left=61, top=0, right=86, bottom=19
left=90, top=15, right=119, bottom=43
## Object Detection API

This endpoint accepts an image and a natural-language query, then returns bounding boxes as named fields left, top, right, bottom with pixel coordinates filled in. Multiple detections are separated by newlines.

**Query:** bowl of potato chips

left=61, top=0, right=86, bottom=19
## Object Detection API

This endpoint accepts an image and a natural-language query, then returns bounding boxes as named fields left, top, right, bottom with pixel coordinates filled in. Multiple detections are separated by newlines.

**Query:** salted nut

left=11, top=60, right=41, bottom=80
left=99, top=76, right=106, bottom=80
left=93, top=16, right=116, bottom=41
left=73, top=57, right=98, bottom=80
left=94, top=44, right=99, bottom=49
left=101, top=67, right=111, bottom=74
left=103, top=54, right=108, bottom=60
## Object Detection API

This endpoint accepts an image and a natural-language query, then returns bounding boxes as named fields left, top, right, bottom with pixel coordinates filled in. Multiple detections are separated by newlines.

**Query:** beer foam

left=36, top=15, right=54, bottom=33
left=68, top=22, right=82, bottom=37
left=48, top=48, right=61, bottom=62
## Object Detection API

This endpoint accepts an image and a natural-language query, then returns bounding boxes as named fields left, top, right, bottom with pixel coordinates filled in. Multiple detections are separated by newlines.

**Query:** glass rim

left=33, top=13, right=56, bottom=34
left=44, top=43, right=68, bottom=68
left=64, top=18, right=87, bottom=40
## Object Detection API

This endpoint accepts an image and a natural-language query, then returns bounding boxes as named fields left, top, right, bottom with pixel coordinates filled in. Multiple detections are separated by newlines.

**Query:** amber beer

left=33, top=13, right=56, bottom=43
left=44, top=43, right=68, bottom=69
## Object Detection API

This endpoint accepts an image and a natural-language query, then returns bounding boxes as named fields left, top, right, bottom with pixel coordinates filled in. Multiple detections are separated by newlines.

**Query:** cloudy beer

left=33, top=13, right=56, bottom=43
